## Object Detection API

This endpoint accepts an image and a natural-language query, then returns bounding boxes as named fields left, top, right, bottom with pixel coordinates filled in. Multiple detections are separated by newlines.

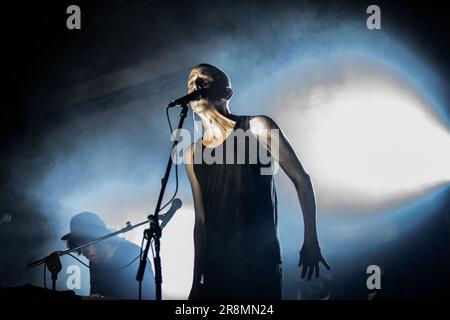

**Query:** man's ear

left=224, top=87, right=233, bottom=100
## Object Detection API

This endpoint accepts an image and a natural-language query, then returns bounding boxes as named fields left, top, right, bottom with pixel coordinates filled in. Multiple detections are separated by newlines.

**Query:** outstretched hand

left=298, top=242, right=330, bottom=281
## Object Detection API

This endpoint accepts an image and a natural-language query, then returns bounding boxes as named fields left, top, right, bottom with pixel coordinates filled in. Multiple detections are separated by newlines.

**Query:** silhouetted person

left=62, top=212, right=154, bottom=299
left=184, top=64, right=329, bottom=300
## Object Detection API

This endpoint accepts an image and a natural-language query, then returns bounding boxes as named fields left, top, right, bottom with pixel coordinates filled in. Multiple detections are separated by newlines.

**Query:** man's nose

left=194, top=78, right=205, bottom=89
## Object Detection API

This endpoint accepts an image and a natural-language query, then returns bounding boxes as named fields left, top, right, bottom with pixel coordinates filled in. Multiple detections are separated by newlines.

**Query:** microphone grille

left=172, top=199, right=182, bottom=209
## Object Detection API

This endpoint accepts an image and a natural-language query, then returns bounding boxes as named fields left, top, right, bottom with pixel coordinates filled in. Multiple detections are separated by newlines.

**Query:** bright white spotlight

left=277, top=59, right=450, bottom=212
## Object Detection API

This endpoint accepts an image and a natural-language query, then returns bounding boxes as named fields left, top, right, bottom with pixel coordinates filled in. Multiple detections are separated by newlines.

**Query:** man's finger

left=298, top=253, right=304, bottom=267
left=301, top=265, right=308, bottom=279
left=320, top=258, right=331, bottom=270
left=315, top=263, right=319, bottom=278
left=307, top=265, right=314, bottom=281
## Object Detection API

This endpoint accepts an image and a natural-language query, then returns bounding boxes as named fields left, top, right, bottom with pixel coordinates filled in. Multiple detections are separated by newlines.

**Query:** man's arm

left=184, top=143, right=207, bottom=299
left=250, top=115, right=330, bottom=280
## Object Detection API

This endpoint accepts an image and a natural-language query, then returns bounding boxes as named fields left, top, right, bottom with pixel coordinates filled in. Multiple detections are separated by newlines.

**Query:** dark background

left=0, top=0, right=448, bottom=299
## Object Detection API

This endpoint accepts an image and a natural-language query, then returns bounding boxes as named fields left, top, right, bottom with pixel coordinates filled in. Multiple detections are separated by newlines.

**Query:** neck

left=196, top=105, right=236, bottom=144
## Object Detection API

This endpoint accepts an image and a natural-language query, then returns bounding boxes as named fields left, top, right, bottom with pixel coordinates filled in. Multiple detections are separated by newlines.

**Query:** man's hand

left=299, top=242, right=330, bottom=280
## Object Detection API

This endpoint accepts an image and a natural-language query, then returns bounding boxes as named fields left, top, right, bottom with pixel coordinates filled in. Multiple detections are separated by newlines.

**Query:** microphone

left=159, top=198, right=182, bottom=229
left=168, top=88, right=208, bottom=108
left=0, top=214, right=12, bottom=224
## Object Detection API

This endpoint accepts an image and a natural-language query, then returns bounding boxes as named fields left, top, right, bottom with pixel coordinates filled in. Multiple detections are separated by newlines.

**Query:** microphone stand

left=136, top=104, right=189, bottom=300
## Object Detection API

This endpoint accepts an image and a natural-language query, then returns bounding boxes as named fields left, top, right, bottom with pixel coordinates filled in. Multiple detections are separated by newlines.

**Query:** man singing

left=184, top=63, right=329, bottom=299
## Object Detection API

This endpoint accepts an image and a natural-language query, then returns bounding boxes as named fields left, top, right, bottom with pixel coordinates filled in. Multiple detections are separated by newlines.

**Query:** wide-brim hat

left=61, top=211, right=112, bottom=241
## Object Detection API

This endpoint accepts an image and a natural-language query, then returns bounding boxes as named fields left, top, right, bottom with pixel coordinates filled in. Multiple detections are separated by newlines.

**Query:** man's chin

left=191, top=104, right=204, bottom=113
left=191, top=100, right=212, bottom=113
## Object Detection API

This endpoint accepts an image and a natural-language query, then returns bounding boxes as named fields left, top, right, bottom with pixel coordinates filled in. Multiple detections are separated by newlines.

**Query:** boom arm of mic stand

left=26, top=218, right=152, bottom=269
left=136, top=104, right=189, bottom=300
left=25, top=217, right=154, bottom=291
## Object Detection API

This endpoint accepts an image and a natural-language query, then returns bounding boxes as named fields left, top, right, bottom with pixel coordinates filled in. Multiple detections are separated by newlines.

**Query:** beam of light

left=273, top=57, right=450, bottom=214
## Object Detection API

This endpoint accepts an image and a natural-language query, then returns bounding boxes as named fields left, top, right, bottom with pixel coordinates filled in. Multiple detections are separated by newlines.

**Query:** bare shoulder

left=249, top=115, right=280, bottom=136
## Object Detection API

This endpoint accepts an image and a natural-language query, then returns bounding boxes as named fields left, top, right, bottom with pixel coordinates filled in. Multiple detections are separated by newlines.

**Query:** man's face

left=80, top=244, right=102, bottom=264
left=188, top=68, right=215, bottom=112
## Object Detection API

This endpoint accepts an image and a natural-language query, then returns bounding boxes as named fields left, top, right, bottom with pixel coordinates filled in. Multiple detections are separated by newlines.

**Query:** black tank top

left=193, top=115, right=282, bottom=279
